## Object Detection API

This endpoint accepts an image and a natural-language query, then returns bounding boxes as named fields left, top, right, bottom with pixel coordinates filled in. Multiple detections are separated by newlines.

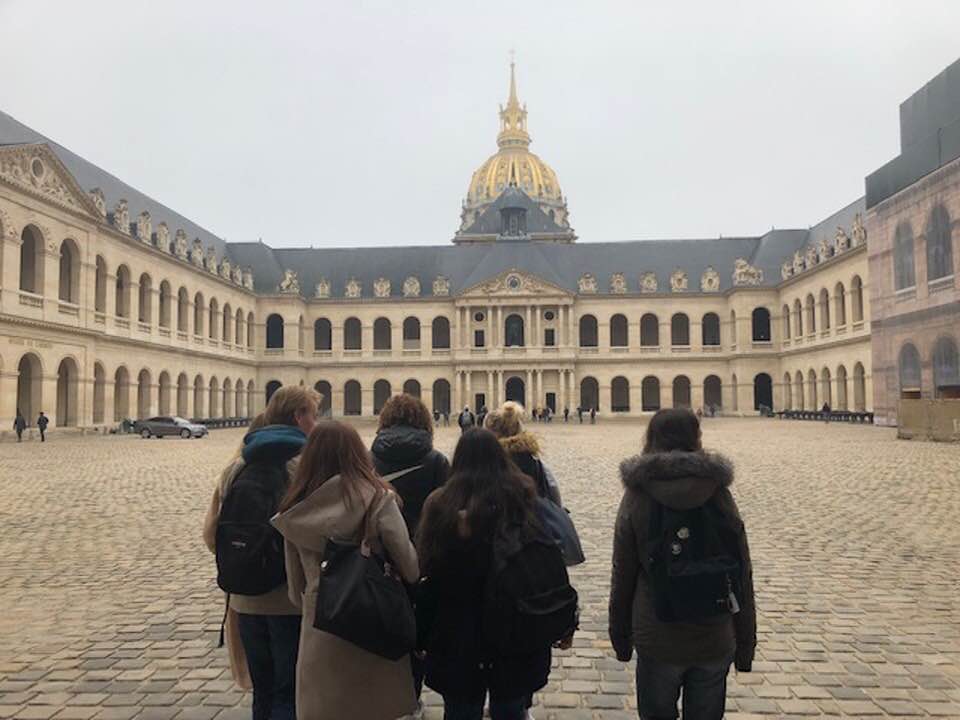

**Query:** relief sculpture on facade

left=278, top=269, right=301, bottom=294
left=700, top=267, right=720, bottom=292
left=374, top=277, right=391, bottom=297
left=732, top=258, right=763, bottom=286
left=670, top=269, right=688, bottom=292
left=640, top=272, right=658, bottom=293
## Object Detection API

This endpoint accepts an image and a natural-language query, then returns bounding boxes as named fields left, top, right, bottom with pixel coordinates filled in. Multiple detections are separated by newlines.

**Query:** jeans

left=442, top=692, right=527, bottom=720
left=635, top=654, right=732, bottom=720
left=236, top=613, right=301, bottom=720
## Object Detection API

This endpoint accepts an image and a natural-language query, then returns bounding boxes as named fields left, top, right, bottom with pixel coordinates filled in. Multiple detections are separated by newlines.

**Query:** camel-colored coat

left=271, top=476, right=419, bottom=720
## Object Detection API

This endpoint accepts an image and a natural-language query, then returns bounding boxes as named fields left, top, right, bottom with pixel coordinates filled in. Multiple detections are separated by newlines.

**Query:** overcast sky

left=2, top=1, right=959, bottom=248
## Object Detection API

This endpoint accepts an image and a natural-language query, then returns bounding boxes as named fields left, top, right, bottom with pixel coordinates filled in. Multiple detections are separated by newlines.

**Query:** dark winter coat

left=416, top=493, right=552, bottom=700
left=14, top=415, right=27, bottom=432
left=36, top=415, right=48, bottom=430
left=499, top=431, right=562, bottom=506
left=608, top=451, right=756, bottom=671
left=371, top=425, right=450, bottom=538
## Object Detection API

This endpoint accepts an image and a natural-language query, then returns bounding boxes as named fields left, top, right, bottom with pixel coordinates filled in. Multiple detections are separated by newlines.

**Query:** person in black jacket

left=371, top=392, right=450, bottom=718
left=416, top=429, right=569, bottom=720
left=36, top=411, right=49, bottom=442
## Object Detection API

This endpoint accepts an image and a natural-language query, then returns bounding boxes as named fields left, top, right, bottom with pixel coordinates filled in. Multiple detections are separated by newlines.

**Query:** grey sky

left=2, top=1, right=959, bottom=248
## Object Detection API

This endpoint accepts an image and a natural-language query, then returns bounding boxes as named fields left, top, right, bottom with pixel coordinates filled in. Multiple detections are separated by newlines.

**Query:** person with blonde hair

left=207, top=385, right=320, bottom=720
left=484, top=401, right=562, bottom=505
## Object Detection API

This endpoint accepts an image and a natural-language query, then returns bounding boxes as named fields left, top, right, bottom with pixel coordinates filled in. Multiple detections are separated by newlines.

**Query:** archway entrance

left=56, top=357, right=80, bottom=427
left=16, top=353, right=43, bottom=423
left=753, top=373, right=773, bottom=411
left=314, top=381, right=332, bottom=416
left=432, top=379, right=451, bottom=415
left=505, top=376, right=525, bottom=407
left=579, top=377, right=599, bottom=412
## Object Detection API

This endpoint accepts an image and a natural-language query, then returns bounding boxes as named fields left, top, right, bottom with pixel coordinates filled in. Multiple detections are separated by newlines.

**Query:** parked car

left=134, top=416, right=208, bottom=439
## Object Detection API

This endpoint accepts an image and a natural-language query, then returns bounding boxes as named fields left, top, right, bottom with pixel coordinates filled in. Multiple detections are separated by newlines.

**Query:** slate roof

left=0, top=108, right=857, bottom=298
left=460, top=185, right=569, bottom=236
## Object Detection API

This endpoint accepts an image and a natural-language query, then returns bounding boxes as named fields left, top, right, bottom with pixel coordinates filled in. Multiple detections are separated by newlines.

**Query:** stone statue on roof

left=137, top=211, right=152, bottom=245
left=374, top=277, right=391, bottom=298
left=578, top=273, right=597, bottom=294
left=835, top=226, right=850, bottom=253
left=89, top=188, right=106, bottom=217
left=432, top=276, right=450, bottom=296
left=700, top=267, right=720, bottom=292
left=609, top=272, right=626, bottom=294
left=640, top=272, right=658, bottom=293
left=191, top=238, right=204, bottom=267
left=278, top=269, right=300, bottom=294
left=732, top=258, right=763, bottom=286
left=670, top=269, right=688, bottom=292
left=852, top=213, right=867, bottom=246
left=156, top=222, right=170, bottom=252
left=403, top=276, right=421, bottom=297
left=113, top=199, right=130, bottom=235
left=315, top=278, right=331, bottom=298
left=242, top=267, right=254, bottom=290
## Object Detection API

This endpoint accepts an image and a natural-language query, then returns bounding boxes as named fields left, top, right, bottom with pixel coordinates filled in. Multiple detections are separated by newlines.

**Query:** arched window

left=819, top=289, right=830, bottom=330
left=853, top=362, right=867, bottom=410
left=793, top=299, right=803, bottom=336
left=898, top=343, right=922, bottom=397
left=702, top=313, right=720, bottom=346
left=265, top=314, right=284, bottom=349
left=835, top=283, right=846, bottom=326
left=754, top=373, right=773, bottom=411
left=808, top=369, right=818, bottom=409
left=177, top=288, right=189, bottom=332
left=579, top=377, right=599, bottom=410
left=805, top=294, right=816, bottom=334
left=344, top=380, right=362, bottom=415
left=158, top=281, right=172, bottom=328
left=432, top=317, right=451, bottom=349
left=222, top=303, right=232, bottom=343
left=851, top=275, right=864, bottom=323
left=610, top=314, right=628, bottom=347
left=640, top=313, right=659, bottom=347
left=893, top=221, right=916, bottom=290
left=932, top=336, right=959, bottom=398
left=373, top=380, right=390, bottom=415
left=704, top=375, right=722, bottom=410
left=672, top=375, right=691, bottom=407
left=138, top=274, right=153, bottom=323
left=926, top=205, right=954, bottom=282
left=265, top=380, right=282, bottom=405
left=403, top=317, right=421, bottom=349
left=641, top=376, right=661, bottom=411
left=671, top=313, right=690, bottom=346
left=344, top=318, right=362, bottom=350
left=751, top=308, right=771, bottom=342
left=821, top=367, right=832, bottom=407
left=314, top=380, right=332, bottom=416
left=208, top=298, right=219, bottom=340
left=115, top=266, right=132, bottom=319
left=611, top=376, right=629, bottom=412
left=19, top=226, right=45, bottom=294
left=56, top=357, right=80, bottom=426
left=504, top=314, right=525, bottom=347
left=783, top=373, right=792, bottom=410
left=432, top=379, right=451, bottom=415
left=95, top=256, right=108, bottom=313
left=193, top=292, right=204, bottom=336
left=579, top=315, right=598, bottom=347
left=836, top=365, right=849, bottom=410
left=374, top=318, right=392, bottom=350
left=403, top=379, right=421, bottom=398
left=781, top=305, right=791, bottom=340
left=314, top=318, right=332, bottom=351
left=58, top=239, right=80, bottom=303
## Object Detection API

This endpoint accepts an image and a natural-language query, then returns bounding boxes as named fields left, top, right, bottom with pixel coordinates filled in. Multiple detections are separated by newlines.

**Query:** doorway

left=505, top=377, right=525, bottom=407
left=546, top=392, right=556, bottom=413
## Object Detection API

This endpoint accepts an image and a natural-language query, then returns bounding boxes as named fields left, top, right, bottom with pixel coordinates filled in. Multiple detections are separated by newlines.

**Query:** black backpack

left=216, top=461, right=288, bottom=596
left=482, top=522, right=578, bottom=656
left=646, top=499, right=742, bottom=623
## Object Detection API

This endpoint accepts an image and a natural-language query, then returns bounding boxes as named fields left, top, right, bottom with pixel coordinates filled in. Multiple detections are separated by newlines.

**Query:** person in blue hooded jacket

left=204, top=385, right=320, bottom=720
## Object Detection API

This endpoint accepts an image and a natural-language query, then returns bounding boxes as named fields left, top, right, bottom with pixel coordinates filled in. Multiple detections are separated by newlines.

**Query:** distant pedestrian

left=609, top=408, right=756, bottom=720
left=14, top=409, right=26, bottom=442
left=37, top=411, right=48, bottom=442
left=458, top=406, right=475, bottom=434
left=442, top=410, right=450, bottom=427
left=589, top=407, right=596, bottom=425
left=577, top=406, right=583, bottom=424
left=821, top=402, right=832, bottom=423
left=477, top=405, right=488, bottom=430
left=563, top=407, right=570, bottom=423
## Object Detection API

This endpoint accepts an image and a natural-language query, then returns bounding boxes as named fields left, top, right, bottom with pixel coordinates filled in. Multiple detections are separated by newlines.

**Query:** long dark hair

left=416, top=428, right=535, bottom=572
left=278, top=421, right=391, bottom=513
left=643, top=408, right=702, bottom=454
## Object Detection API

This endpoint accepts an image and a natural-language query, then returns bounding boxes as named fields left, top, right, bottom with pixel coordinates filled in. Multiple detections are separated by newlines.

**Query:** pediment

left=460, top=268, right=570, bottom=298
left=0, top=143, right=103, bottom=220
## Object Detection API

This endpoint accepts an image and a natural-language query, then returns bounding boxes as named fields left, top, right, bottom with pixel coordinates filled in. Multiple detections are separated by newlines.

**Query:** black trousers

left=236, top=613, right=301, bottom=720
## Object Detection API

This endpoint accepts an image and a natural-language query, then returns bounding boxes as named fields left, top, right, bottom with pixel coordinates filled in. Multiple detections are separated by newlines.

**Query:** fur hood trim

left=619, top=451, right=734, bottom=510
left=498, top=431, right=541, bottom=456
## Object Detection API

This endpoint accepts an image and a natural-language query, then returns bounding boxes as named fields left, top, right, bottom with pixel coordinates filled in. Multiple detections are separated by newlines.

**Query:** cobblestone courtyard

left=1, top=419, right=959, bottom=719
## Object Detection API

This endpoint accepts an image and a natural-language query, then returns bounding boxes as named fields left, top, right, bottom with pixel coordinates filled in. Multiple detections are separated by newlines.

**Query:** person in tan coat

left=271, top=420, right=420, bottom=720
left=609, top=408, right=756, bottom=720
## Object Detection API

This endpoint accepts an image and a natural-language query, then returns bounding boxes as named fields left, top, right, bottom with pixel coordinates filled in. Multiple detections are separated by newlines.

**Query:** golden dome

left=462, top=62, right=569, bottom=230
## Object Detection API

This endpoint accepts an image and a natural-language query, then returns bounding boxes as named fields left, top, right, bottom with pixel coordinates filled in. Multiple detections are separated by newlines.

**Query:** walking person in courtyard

left=563, top=406, right=569, bottom=423
left=272, top=421, right=420, bottom=720
left=577, top=406, right=583, bottom=423
left=416, top=428, right=577, bottom=720
left=609, top=408, right=755, bottom=720
left=458, top=405, right=475, bottom=433
left=371, top=393, right=450, bottom=719
left=206, top=386, right=320, bottom=720
left=36, top=411, right=48, bottom=441
left=14, top=409, right=26, bottom=442
left=589, top=407, right=596, bottom=424
left=485, top=401, right=562, bottom=506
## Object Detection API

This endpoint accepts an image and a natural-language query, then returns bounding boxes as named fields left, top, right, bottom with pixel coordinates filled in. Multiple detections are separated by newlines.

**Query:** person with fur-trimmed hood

left=484, top=401, right=561, bottom=505
left=609, top=408, right=755, bottom=720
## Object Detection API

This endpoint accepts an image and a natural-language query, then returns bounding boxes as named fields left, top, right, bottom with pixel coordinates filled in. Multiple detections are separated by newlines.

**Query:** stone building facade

left=8, top=61, right=936, bottom=433
left=866, top=58, right=960, bottom=426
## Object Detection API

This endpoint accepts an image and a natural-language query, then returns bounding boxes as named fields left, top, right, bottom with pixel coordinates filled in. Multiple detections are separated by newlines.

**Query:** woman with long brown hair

left=271, top=420, right=419, bottom=720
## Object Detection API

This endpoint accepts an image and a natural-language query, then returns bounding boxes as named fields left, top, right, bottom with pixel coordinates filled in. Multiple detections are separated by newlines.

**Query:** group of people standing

left=13, top=409, right=48, bottom=442
left=204, top=387, right=755, bottom=720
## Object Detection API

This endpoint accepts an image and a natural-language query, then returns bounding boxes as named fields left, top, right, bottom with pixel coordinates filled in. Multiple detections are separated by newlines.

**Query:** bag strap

left=380, top=465, right=422, bottom=484
left=359, top=489, right=393, bottom=557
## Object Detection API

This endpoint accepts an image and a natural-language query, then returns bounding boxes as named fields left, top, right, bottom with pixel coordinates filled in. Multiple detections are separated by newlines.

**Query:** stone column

left=691, top=380, right=704, bottom=412
left=558, top=370, right=566, bottom=412
left=422, top=320, right=432, bottom=356
left=391, top=321, right=402, bottom=355
left=486, top=371, right=494, bottom=408
left=332, top=386, right=344, bottom=417
left=526, top=369, right=533, bottom=408
left=0, top=370, right=17, bottom=429
left=361, top=385, right=373, bottom=417
left=362, top=322, right=373, bottom=358
left=465, top=371, right=472, bottom=410
left=487, top=306, right=493, bottom=348
left=536, top=369, right=543, bottom=409
left=332, top=323, right=344, bottom=360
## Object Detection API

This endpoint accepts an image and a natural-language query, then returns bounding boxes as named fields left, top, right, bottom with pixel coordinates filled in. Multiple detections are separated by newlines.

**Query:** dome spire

left=498, top=54, right=530, bottom=149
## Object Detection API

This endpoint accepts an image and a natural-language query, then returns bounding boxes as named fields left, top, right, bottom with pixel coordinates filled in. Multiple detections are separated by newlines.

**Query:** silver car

left=135, top=416, right=208, bottom=439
